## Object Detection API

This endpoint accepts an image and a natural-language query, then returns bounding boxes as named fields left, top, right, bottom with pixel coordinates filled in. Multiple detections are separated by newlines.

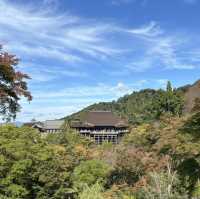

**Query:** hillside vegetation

left=66, top=81, right=187, bottom=125
left=1, top=80, right=200, bottom=198
left=2, top=42, right=200, bottom=198
left=1, top=112, right=200, bottom=198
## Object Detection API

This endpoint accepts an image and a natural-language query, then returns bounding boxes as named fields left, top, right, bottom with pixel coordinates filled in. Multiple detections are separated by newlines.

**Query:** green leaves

left=72, top=159, right=111, bottom=190
left=2, top=111, right=200, bottom=199
left=0, top=126, right=77, bottom=199
left=78, top=183, right=104, bottom=199
left=180, top=112, right=200, bottom=137
left=150, top=86, right=184, bottom=119
left=5, top=184, right=29, bottom=199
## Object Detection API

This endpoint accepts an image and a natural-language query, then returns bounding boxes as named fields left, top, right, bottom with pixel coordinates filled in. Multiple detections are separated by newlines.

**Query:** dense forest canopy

left=1, top=62, right=200, bottom=198
left=1, top=111, right=200, bottom=198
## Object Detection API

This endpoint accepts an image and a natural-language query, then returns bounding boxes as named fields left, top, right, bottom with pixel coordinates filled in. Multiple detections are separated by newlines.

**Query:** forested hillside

left=65, top=89, right=156, bottom=124
left=183, top=80, right=200, bottom=113
left=1, top=80, right=200, bottom=198
left=1, top=112, right=200, bottom=198
left=65, top=81, right=195, bottom=125
left=1, top=46, right=200, bottom=198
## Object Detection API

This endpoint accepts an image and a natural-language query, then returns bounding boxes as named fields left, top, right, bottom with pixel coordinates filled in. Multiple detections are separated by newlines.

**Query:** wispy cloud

left=1, top=0, right=200, bottom=121
left=126, top=21, right=163, bottom=37
left=18, top=62, right=88, bottom=82
left=17, top=79, right=169, bottom=121
left=0, top=0, right=132, bottom=86
left=18, top=80, right=150, bottom=121
left=125, top=21, right=200, bottom=71
left=1, top=0, right=199, bottom=79
left=0, top=0, right=123, bottom=67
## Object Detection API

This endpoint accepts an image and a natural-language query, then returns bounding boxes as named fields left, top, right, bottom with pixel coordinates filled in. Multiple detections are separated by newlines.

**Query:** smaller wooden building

left=71, top=111, right=129, bottom=144
left=43, top=120, right=65, bottom=133
left=24, top=120, right=65, bottom=133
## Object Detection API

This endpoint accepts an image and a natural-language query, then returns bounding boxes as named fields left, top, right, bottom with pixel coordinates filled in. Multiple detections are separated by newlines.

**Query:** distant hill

left=65, top=80, right=200, bottom=125
left=64, top=89, right=158, bottom=125
left=183, top=80, right=200, bottom=113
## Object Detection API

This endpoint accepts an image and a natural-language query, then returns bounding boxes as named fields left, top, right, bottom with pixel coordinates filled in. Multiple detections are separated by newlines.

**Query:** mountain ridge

left=65, top=79, right=200, bottom=124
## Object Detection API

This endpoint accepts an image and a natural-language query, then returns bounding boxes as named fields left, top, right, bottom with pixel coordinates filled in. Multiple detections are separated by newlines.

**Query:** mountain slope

left=65, top=89, right=163, bottom=124
left=65, top=80, right=200, bottom=124
left=183, top=80, right=200, bottom=113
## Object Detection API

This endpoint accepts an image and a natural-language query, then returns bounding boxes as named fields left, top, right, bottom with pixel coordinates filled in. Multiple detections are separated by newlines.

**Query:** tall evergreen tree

left=166, top=81, right=173, bottom=92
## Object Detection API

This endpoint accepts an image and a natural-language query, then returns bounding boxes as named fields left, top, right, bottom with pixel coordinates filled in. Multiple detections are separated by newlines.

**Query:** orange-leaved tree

left=0, top=45, right=32, bottom=120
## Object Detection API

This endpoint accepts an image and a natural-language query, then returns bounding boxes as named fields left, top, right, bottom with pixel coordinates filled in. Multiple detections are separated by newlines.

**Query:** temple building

left=43, top=120, right=65, bottom=133
left=24, top=120, right=65, bottom=133
left=24, top=111, right=129, bottom=144
left=71, top=111, right=129, bottom=144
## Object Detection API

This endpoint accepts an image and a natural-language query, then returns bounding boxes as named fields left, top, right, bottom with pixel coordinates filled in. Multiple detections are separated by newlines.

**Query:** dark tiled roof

left=71, top=111, right=128, bottom=128
left=44, top=120, right=65, bottom=130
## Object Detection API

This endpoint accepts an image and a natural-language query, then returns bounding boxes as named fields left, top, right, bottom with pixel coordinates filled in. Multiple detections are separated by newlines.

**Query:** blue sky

left=0, top=0, right=200, bottom=121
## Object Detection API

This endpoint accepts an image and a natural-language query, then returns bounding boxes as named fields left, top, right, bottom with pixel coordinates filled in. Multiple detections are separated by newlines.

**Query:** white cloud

left=32, top=83, right=130, bottom=99
left=126, top=21, right=163, bottom=37
left=126, top=58, right=153, bottom=72
left=0, top=0, right=123, bottom=66
left=18, top=82, right=135, bottom=121
left=1, top=0, right=200, bottom=122
left=17, top=79, right=165, bottom=122
left=155, top=79, right=168, bottom=89
left=18, top=80, right=147, bottom=121
left=18, top=104, right=87, bottom=122
left=18, top=62, right=88, bottom=82
left=1, top=0, right=199, bottom=80
left=125, top=22, right=200, bottom=71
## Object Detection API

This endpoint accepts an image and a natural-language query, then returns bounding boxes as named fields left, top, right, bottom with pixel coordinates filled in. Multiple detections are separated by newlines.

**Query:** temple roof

left=71, top=111, right=128, bottom=128
left=43, top=120, right=65, bottom=130
left=24, top=120, right=65, bottom=130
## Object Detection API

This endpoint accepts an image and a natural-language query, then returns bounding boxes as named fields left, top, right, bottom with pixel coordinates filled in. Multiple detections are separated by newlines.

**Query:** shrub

left=78, top=183, right=104, bottom=199
left=72, top=159, right=111, bottom=190
left=136, top=164, right=188, bottom=199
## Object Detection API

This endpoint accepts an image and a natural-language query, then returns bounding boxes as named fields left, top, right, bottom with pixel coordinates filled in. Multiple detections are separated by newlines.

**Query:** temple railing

left=79, top=129, right=129, bottom=134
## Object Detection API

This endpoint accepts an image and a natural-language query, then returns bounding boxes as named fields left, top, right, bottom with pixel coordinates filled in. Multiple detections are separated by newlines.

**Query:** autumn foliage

left=0, top=45, right=32, bottom=120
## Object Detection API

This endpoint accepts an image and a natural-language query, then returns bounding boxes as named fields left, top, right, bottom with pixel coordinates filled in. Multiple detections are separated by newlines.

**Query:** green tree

left=181, top=112, right=200, bottom=137
left=72, top=159, right=111, bottom=191
left=167, top=81, right=173, bottom=93
left=0, top=125, right=76, bottom=199
left=151, top=82, right=184, bottom=118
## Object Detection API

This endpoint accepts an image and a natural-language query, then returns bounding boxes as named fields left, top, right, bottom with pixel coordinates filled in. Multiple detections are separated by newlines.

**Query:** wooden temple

left=70, top=111, right=129, bottom=144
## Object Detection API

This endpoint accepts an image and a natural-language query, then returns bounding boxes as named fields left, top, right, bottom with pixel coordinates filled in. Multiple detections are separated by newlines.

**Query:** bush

left=136, top=164, right=188, bottom=199
left=0, top=125, right=76, bottom=199
left=72, top=159, right=111, bottom=190
left=78, top=183, right=104, bottom=199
